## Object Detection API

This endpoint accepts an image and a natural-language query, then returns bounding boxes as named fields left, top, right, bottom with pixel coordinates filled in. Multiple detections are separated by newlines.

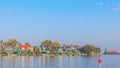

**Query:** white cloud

left=96, top=2, right=104, bottom=7
left=112, top=7, right=120, bottom=11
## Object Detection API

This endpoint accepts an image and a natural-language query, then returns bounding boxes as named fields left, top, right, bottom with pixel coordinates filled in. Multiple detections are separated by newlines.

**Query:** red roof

left=19, top=44, right=33, bottom=50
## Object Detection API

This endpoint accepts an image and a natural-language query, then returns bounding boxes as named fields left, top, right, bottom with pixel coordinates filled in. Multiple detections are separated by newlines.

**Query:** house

left=73, top=45, right=82, bottom=54
left=0, top=40, right=7, bottom=52
left=19, top=44, right=27, bottom=56
left=19, top=44, right=33, bottom=51
left=13, top=44, right=21, bottom=56
left=41, top=47, right=47, bottom=54
left=4, top=47, right=13, bottom=55
left=25, top=44, right=34, bottom=52
left=54, top=47, right=63, bottom=55
left=19, top=44, right=34, bottom=56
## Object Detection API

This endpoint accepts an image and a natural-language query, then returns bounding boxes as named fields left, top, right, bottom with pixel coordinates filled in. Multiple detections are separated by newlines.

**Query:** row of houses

left=0, top=40, right=33, bottom=56
left=0, top=40, right=82, bottom=56
left=34, top=44, right=82, bottom=56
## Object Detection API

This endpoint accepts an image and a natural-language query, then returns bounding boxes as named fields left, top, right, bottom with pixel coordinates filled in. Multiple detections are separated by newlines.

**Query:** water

left=0, top=55, right=120, bottom=68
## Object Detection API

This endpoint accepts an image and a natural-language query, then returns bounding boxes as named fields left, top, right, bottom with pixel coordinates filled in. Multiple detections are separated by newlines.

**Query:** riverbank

left=0, top=52, right=102, bottom=57
left=81, top=53, right=102, bottom=57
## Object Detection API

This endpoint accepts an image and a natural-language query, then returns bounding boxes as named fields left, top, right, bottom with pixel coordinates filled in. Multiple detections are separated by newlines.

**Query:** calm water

left=0, top=55, right=120, bottom=68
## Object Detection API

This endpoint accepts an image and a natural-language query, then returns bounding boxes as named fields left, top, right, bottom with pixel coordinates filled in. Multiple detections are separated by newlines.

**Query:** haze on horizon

left=0, top=0, right=120, bottom=50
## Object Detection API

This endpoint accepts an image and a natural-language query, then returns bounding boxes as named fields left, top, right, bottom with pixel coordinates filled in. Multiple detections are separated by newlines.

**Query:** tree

left=27, top=50, right=34, bottom=56
left=25, top=42, right=30, bottom=45
left=7, top=39, right=18, bottom=46
left=41, top=40, right=52, bottom=47
left=35, top=47, right=42, bottom=56
left=52, top=41, right=61, bottom=48
left=1, top=52, right=8, bottom=56
left=25, top=42, right=31, bottom=46
left=82, top=44, right=100, bottom=55
left=72, top=50, right=79, bottom=56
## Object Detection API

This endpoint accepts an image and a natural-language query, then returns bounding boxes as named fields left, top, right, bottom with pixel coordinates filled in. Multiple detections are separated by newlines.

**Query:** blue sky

left=0, top=0, right=120, bottom=50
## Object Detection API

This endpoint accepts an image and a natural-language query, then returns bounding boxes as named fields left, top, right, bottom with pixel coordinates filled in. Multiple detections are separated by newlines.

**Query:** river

left=0, top=55, right=120, bottom=68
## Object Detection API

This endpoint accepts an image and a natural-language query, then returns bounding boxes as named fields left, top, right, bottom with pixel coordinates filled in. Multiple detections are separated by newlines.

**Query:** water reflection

left=0, top=55, right=120, bottom=68
left=99, top=64, right=102, bottom=68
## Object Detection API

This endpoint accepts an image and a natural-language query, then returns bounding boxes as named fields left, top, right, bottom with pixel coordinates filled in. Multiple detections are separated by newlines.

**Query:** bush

left=1, top=52, right=8, bottom=56
left=48, top=50, right=55, bottom=56
left=72, top=50, right=79, bottom=56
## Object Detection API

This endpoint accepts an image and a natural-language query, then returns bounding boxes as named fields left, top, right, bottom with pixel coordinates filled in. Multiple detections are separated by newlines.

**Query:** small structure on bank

left=5, top=47, right=13, bottom=55
left=63, top=45, right=73, bottom=56
left=19, top=43, right=33, bottom=56
left=13, top=44, right=21, bottom=56
left=54, top=46, right=63, bottom=56
left=104, top=48, right=119, bottom=54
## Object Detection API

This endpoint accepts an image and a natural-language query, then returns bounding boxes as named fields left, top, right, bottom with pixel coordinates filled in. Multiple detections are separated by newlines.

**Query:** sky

left=0, top=0, right=120, bottom=50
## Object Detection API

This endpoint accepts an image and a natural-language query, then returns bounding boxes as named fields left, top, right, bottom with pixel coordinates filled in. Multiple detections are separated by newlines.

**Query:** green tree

left=41, top=40, right=52, bottom=47
left=1, top=52, right=8, bottom=56
left=48, top=49, right=55, bottom=56
left=27, top=50, right=33, bottom=56
left=35, top=47, right=42, bottom=56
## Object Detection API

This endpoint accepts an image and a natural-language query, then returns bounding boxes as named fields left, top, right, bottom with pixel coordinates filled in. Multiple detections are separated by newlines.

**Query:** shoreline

left=0, top=53, right=102, bottom=57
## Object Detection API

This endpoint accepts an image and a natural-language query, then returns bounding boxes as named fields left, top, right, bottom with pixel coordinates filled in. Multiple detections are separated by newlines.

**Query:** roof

left=19, top=44, right=33, bottom=50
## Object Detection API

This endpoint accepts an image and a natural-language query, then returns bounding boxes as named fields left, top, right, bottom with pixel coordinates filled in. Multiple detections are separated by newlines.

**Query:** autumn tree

left=52, top=41, right=61, bottom=48
left=7, top=39, right=18, bottom=46
left=41, top=40, right=52, bottom=47
left=25, top=42, right=30, bottom=45
left=82, top=44, right=101, bottom=54
left=25, top=42, right=31, bottom=46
